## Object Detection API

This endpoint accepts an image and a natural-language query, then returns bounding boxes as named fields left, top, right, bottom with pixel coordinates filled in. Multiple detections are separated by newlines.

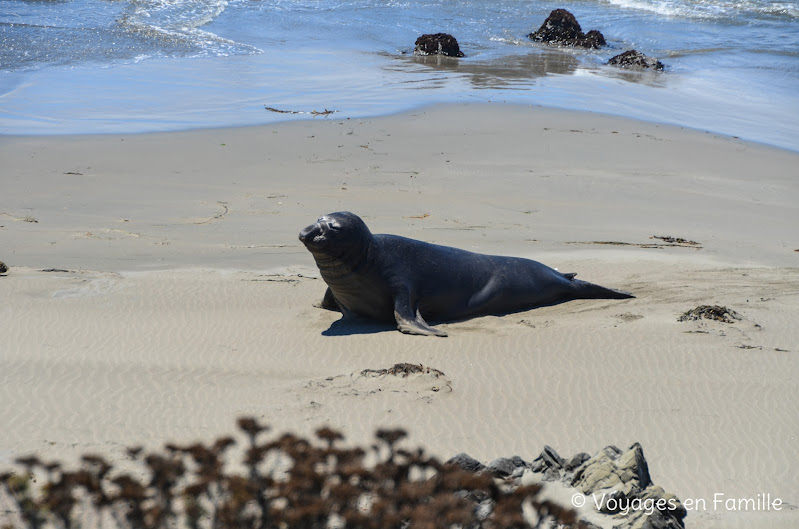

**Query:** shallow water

left=1, top=0, right=798, bottom=150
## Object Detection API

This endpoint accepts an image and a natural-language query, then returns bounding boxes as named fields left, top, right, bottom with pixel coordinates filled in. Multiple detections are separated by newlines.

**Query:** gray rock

left=509, top=455, right=529, bottom=468
left=448, top=442, right=685, bottom=529
left=570, top=444, right=634, bottom=492
left=530, top=444, right=565, bottom=473
left=570, top=443, right=685, bottom=529
left=564, top=452, right=591, bottom=472
left=486, top=457, right=517, bottom=478
left=447, top=452, right=486, bottom=473
left=454, top=488, right=491, bottom=505
left=474, top=498, right=494, bottom=520
left=542, top=466, right=562, bottom=482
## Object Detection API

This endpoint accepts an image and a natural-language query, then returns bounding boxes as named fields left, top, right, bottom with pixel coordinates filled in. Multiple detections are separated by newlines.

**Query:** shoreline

left=3, top=55, right=799, bottom=153
left=6, top=99, right=799, bottom=155
left=2, top=102, right=798, bottom=529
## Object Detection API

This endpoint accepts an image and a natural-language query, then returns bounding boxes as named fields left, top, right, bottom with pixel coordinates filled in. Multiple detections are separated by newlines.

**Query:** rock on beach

left=448, top=442, right=686, bottom=529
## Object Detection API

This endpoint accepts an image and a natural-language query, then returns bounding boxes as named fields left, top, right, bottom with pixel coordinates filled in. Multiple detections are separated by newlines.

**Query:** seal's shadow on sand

left=322, top=318, right=397, bottom=336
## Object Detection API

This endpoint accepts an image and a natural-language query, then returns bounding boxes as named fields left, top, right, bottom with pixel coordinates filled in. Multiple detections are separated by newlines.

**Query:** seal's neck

left=309, top=237, right=375, bottom=286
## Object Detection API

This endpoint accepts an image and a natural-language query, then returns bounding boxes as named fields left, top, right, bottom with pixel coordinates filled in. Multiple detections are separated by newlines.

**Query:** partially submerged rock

left=528, top=9, right=606, bottom=49
left=678, top=305, right=741, bottom=323
left=608, top=49, right=664, bottom=71
left=414, top=33, right=465, bottom=57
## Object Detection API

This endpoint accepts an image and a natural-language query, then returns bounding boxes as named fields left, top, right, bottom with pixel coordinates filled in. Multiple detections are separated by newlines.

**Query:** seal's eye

left=327, top=220, right=341, bottom=232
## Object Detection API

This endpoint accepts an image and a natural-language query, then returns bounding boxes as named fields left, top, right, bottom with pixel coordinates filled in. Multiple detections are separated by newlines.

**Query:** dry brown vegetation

left=1, top=418, right=587, bottom=529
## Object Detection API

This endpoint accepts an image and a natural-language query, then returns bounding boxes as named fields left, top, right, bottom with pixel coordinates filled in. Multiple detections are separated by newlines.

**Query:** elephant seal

left=299, top=212, right=633, bottom=337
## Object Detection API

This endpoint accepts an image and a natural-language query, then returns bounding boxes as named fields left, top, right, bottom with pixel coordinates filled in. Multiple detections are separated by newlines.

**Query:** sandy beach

left=1, top=103, right=798, bottom=528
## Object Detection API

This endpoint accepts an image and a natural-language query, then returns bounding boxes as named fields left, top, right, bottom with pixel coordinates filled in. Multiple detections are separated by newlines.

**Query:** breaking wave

left=117, top=0, right=261, bottom=57
left=603, top=0, right=799, bottom=21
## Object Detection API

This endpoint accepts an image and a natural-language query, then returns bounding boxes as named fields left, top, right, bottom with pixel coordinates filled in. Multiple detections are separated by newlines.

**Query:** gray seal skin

left=299, top=212, right=633, bottom=337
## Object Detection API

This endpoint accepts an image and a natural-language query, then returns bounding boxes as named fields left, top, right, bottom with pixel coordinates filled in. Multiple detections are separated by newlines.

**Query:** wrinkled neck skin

left=307, top=233, right=377, bottom=292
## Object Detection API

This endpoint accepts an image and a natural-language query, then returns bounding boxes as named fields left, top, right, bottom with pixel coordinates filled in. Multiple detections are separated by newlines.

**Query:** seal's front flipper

left=320, top=287, right=363, bottom=321
left=320, top=287, right=340, bottom=312
left=394, top=309, right=448, bottom=337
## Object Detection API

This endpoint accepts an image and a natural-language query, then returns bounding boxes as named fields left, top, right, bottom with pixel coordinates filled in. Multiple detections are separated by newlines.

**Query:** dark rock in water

left=530, top=9, right=582, bottom=42
left=447, top=452, right=486, bottom=473
left=528, top=9, right=606, bottom=49
left=414, top=33, right=465, bottom=57
left=584, top=30, right=606, bottom=47
left=0, top=260, right=8, bottom=274
left=608, top=49, right=665, bottom=70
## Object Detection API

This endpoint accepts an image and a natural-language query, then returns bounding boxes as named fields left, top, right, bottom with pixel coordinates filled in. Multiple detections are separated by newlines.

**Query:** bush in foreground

left=1, top=418, right=586, bottom=529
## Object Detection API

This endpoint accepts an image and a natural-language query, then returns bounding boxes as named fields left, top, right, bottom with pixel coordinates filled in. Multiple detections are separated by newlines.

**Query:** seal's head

left=299, top=211, right=372, bottom=260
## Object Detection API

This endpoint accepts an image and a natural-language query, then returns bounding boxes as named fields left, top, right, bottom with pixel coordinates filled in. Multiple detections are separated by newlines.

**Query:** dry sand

left=1, top=103, right=798, bottom=528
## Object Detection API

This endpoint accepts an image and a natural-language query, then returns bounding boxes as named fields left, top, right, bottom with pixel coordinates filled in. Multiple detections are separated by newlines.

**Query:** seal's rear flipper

left=394, top=309, right=448, bottom=337
left=573, top=279, right=635, bottom=299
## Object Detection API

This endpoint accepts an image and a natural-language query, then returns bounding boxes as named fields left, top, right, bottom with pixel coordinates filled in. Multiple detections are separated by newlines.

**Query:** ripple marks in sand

left=0, top=356, right=285, bottom=463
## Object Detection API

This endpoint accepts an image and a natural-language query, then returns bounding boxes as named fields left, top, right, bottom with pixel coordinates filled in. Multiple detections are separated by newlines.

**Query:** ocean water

left=1, top=0, right=798, bottom=150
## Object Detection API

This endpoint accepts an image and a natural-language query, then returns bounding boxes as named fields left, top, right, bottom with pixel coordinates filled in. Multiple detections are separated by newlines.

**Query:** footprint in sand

left=49, top=272, right=123, bottom=299
left=304, top=363, right=452, bottom=399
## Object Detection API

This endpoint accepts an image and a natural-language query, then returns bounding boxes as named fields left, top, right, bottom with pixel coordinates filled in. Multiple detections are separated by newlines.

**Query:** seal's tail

left=570, top=278, right=635, bottom=300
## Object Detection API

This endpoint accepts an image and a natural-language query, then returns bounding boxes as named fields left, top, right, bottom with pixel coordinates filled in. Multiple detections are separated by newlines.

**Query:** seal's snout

left=300, top=215, right=345, bottom=246
left=299, top=222, right=321, bottom=244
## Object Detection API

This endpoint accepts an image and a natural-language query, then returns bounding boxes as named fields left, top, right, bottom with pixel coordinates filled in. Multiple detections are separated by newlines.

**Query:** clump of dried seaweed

left=360, top=363, right=445, bottom=378
left=678, top=305, right=741, bottom=323
left=1, top=418, right=586, bottom=529
left=650, top=236, right=700, bottom=246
